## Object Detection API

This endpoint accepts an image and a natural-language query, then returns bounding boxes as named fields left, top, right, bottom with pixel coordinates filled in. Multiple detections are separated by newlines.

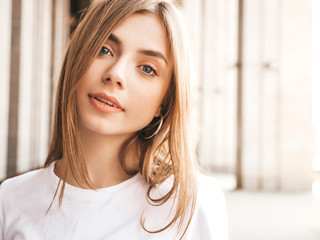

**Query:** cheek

left=131, top=91, right=161, bottom=116
left=132, top=80, right=168, bottom=106
left=126, top=84, right=167, bottom=125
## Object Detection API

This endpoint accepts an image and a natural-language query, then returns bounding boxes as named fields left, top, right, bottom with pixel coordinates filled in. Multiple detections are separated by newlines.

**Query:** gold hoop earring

left=141, top=114, right=164, bottom=140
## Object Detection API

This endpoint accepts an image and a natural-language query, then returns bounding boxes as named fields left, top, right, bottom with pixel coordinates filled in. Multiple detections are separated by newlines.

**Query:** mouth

left=88, top=92, right=124, bottom=111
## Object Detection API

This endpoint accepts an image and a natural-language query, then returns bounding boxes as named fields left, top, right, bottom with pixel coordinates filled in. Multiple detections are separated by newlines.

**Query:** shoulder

left=0, top=167, right=48, bottom=193
left=0, top=167, right=51, bottom=234
left=196, top=173, right=228, bottom=221
left=197, top=173, right=226, bottom=206
left=0, top=167, right=52, bottom=209
left=186, top=172, right=229, bottom=239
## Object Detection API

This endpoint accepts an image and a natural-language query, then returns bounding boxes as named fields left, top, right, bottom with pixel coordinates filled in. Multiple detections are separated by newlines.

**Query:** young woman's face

left=76, top=13, right=172, bottom=138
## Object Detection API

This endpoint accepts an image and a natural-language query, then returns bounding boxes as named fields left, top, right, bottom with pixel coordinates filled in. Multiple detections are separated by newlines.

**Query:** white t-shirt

left=0, top=162, right=228, bottom=240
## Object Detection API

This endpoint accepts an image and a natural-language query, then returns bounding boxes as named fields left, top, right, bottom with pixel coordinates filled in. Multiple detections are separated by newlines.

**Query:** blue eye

left=99, top=46, right=112, bottom=56
left=141, top=65, right=158, bottom=76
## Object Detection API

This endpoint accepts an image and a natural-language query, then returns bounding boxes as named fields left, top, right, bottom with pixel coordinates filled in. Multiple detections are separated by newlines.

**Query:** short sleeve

left=187, top=174, right=229, bottom=239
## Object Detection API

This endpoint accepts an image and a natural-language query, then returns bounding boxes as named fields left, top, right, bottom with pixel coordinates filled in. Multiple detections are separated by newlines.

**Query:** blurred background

left=0, top=0, right=317, bottom=239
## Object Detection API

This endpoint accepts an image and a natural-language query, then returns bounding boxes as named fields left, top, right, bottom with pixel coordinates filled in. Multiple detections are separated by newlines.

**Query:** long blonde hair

left=45, top=0, right=197, bottom=237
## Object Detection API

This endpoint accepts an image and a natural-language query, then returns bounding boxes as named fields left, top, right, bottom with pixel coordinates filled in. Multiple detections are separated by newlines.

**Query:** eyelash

left=99, top=46, right=159, bottom=77
left=140, top=65, right=158, bottom=77
left=99, top=46, right=113, bottom=56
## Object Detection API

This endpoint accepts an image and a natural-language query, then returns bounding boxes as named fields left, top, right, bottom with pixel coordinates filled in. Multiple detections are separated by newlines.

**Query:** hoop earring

left=141, top=114, right=164, bottom=140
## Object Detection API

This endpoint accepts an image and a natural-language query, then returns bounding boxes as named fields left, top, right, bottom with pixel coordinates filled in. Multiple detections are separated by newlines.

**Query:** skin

left=55, top=13, right=173, bottom=188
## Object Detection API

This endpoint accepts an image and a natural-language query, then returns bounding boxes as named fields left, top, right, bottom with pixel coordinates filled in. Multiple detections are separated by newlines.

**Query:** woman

left=0, top=0, right=228, bottom=239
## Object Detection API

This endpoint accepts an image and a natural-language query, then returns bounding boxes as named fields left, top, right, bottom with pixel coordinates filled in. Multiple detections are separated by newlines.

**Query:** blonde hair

left=45, top=0, right=197, bottom=238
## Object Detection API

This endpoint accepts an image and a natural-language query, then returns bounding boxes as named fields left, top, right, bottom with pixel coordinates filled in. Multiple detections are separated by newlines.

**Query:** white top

left=0, top=162, right=228, bottom=240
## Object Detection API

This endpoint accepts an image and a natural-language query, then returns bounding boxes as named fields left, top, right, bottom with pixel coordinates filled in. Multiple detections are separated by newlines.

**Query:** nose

left=102, top=59, right=126, bottom=89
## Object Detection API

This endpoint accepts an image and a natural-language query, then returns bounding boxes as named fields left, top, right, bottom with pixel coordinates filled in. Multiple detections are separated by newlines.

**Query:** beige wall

left=0, top=0, right=69, bottom=178
left=182, top=0, right=313, bottom=191
left=0, top=0, right=12, bottom=178
left=241, top=0, right=312, bottom=190
left=182, top=0, right=238, bottom=174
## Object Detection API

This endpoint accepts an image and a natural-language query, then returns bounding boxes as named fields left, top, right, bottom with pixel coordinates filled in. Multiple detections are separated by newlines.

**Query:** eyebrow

left=108, top=34, right=122, bottom=45
left=138, top=49, right=168, bottom=65
left=107, top=33, right=168, bottom=65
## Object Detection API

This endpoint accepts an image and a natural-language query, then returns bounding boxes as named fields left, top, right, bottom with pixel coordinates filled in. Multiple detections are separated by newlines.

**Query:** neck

left=55, top=127, right=139, bottom=189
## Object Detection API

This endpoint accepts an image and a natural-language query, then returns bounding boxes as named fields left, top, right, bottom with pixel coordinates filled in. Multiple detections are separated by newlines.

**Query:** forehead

left=110, top=13, right=171, bottom=61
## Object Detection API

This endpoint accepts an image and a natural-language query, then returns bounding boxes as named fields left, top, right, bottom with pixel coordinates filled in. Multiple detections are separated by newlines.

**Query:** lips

left=88, top=92, right=124, bottom=111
